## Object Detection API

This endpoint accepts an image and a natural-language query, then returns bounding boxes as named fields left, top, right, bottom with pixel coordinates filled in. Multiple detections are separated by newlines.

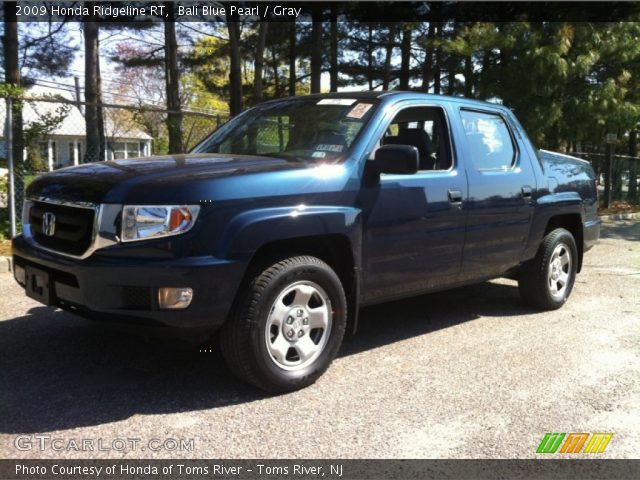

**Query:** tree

left=382, top=25, right=397, bottom=90
left=289, top=21, right=297, bottom=96
left=329, top=6, right=339, bottom=92
left=628, top=130, right=638, bottom=203
left=226, top=19, right=243, bottom=115
left=164, top=2, right=183, bottom=153
left=339, top=23, right=391, bottom=90
left=444, top=23, right=461, bottom=95
left=310, top=9, right=323, bottom=94
left=111, top=39, right=227, bottom=154
left=433, top=23, right=443, bottom=94
left=399, top=24, right=412, bottom=90
left=16, top=22, right=75, bottom=82
left=83, top=16, right=105, bottom=162
left=421, top=22, right=436, bottom=91
left=252, top=21, right=268, bottom=103
left=2, top=2, right=23, bottom=172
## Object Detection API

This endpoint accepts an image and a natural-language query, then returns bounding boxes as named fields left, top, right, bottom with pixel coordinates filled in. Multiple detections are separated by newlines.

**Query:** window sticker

left=346, top=103, right=373, bottom=119
left=316, top=144, right=344, bottom=153
left=317, top=98, right=357, bottom=106
left=312, top=151, right=327, bottom=158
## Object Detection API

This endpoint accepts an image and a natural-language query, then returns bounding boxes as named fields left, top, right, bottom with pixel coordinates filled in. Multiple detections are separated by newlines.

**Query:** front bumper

left=12, top=235, right=247, bottom=330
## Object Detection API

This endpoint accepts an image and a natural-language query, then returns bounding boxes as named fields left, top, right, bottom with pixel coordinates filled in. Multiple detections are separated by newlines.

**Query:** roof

left=0, top=86, right=152, bottom=141
left=259, top=90, right=507, bottom=110
left=306, top=91, right=392, bottom=99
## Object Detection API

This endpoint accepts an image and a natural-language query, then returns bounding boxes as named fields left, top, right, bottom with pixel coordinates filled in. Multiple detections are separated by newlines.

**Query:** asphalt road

left=0, top=220, right=638, bottom=459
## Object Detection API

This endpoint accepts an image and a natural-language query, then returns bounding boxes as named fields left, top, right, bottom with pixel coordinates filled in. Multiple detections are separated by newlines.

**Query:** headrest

left=383, top=129, right=431, bottom=157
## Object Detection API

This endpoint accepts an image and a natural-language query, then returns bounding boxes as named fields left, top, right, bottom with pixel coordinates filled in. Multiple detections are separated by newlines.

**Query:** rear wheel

left=518, top=228, right=578, bottom=310
left=220, top=255, right=347, bottom=393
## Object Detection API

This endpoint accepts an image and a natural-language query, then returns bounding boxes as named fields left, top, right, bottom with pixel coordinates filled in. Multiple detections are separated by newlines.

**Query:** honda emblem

left=42, top=212, right=56, bottom=237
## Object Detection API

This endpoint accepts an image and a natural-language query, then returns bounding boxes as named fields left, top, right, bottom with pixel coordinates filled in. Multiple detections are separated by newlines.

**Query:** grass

left=0, top=240, right=11, bottom=256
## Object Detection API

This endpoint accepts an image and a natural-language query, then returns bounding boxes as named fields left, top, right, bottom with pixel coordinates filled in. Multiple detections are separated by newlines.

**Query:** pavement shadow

left=342, top=280, right=532, bottom=357
left=599, top=219, right=640, bottom=242
left=0, top=280, right=531, bottom=434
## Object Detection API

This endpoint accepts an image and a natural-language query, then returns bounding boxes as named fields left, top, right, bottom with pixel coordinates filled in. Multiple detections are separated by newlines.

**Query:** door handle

left=448, top=189, right=463, bottom=203
left=522, top=185, right=533, bottom=199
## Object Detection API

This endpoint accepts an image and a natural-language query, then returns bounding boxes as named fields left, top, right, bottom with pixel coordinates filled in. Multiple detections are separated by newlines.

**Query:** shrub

left=0, top=207, right=9, bottom=241
left=25, top=149, right=46, bottom=173
left=153, top=136, right=169, bottom=155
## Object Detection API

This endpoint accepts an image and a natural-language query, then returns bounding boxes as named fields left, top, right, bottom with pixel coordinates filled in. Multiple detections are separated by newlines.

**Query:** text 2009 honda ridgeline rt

left=13, top=92, right=600, bottom=392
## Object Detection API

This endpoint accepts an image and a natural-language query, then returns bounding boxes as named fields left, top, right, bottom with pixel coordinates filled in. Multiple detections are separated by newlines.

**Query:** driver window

left=375, top=106, right=453, bottom=171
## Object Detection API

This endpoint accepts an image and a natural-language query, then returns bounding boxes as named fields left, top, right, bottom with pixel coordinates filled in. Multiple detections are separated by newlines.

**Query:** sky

left=18, top=20, right=348, bottom=112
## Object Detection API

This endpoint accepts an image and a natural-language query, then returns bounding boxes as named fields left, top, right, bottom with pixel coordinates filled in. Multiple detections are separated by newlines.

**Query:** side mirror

left=374, top=144, right=419, bottom=175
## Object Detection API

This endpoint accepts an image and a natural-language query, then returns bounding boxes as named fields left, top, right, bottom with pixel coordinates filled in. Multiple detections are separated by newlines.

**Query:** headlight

left=120, top=205, right=200, bottom=242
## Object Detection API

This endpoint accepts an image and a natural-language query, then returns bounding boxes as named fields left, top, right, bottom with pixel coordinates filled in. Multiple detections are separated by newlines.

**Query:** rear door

left=457, top=108, right=537, bottom=280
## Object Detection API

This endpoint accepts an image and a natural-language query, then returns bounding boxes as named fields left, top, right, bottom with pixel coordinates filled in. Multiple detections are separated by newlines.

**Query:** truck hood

left=26, top=153, right=307, bottom=204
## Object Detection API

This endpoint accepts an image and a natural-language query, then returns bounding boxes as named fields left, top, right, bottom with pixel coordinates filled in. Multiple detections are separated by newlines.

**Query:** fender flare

left=219, top=205, right=363, bottom=334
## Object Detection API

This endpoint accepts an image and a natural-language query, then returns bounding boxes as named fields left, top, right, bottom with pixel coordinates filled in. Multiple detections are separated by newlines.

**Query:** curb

left=599, top=212, right=640, bottom=221
left=0, top=256, right=11, bottom=274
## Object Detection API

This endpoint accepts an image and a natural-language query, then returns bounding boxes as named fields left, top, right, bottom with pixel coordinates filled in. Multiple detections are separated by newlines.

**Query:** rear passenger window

left=460, top=110, right=516, bottom=171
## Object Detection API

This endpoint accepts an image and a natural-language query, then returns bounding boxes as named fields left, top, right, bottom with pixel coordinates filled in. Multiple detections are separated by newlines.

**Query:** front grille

left=29, top=201, right=96, bottom=256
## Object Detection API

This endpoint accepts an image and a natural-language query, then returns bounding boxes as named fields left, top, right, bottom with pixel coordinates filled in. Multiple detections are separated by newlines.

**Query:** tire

left=220, top=255, right=347, bottom=393
left=518, top=228, right=578, bottom=310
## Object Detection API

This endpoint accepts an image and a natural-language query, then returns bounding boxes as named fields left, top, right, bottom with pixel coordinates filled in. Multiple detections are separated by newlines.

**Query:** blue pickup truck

left=12, top=92, right=600, bottom=392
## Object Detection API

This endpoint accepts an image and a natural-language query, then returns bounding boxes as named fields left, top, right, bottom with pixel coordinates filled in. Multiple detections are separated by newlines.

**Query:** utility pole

left=604, top=133, right=616, bottom=209
left=74, top=76, right=83, bottom=115
left=5, top=99, right=16, bottom=237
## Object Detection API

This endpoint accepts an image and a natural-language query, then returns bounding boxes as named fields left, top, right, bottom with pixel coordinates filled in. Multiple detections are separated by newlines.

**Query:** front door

left=361, top=105, right=468, bottom=304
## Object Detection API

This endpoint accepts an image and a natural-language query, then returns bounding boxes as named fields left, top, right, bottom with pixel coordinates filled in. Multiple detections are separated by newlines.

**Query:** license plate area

left=25, top=265, right=53, bottom=305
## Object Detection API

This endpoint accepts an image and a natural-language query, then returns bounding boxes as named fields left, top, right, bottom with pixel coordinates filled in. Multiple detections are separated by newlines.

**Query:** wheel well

left=544, top=214, right=584, bottom=272
left=245, top=234, right=358, bottom=333
left=248, top=234, right=356, bottom=296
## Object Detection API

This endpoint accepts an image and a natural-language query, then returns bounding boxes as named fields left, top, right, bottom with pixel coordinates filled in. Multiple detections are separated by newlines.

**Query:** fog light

left=14, top=265, right=26, bottom=286
left=158, top=287, right=193, bottom=310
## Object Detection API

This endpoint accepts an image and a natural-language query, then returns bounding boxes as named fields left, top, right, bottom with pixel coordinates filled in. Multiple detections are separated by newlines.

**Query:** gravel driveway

left=0, top=220, right=638, bottom=459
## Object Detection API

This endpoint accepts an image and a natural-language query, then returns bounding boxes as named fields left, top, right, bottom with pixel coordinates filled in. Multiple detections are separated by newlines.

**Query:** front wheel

left=220, top=255, right=347, bottom=393
left=518, top=228, right=578, bottom=310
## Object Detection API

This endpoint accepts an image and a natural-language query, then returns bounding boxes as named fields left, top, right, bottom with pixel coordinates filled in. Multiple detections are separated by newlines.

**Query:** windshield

left=193, top=97, right=377, bottom=162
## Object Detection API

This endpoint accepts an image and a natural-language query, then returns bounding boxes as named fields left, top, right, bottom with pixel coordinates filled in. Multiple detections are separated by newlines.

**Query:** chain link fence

left=1, top=95, right=227, bottom=240
left=572, top=152, right=640, bottom=208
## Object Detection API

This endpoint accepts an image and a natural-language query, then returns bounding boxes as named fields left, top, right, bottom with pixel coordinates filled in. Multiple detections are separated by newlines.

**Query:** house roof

left=0, top=86, right=152, bottom=141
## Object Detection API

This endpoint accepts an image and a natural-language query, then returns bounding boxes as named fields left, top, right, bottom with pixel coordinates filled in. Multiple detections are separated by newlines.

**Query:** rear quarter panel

left=523, top=150, right=600, bottom=261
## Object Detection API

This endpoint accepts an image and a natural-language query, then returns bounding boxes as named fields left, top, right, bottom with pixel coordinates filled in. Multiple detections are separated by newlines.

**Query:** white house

left=0, top=86, right=153, bottom=171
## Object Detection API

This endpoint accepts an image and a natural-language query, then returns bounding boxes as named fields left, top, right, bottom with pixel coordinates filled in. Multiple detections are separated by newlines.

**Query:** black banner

left=4, top=1, right=640, bottom=23
left=2, top=459, right=639, bottom=480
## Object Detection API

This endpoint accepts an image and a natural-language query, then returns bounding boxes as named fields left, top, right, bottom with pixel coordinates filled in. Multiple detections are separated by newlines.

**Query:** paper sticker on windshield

left=316, top=144, right=344, bottom=152
left=312, top=151, right=327, bottom=158
left=317, top=98, right=357, bottom=106
left=346, top=103, right=373, bottom=119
